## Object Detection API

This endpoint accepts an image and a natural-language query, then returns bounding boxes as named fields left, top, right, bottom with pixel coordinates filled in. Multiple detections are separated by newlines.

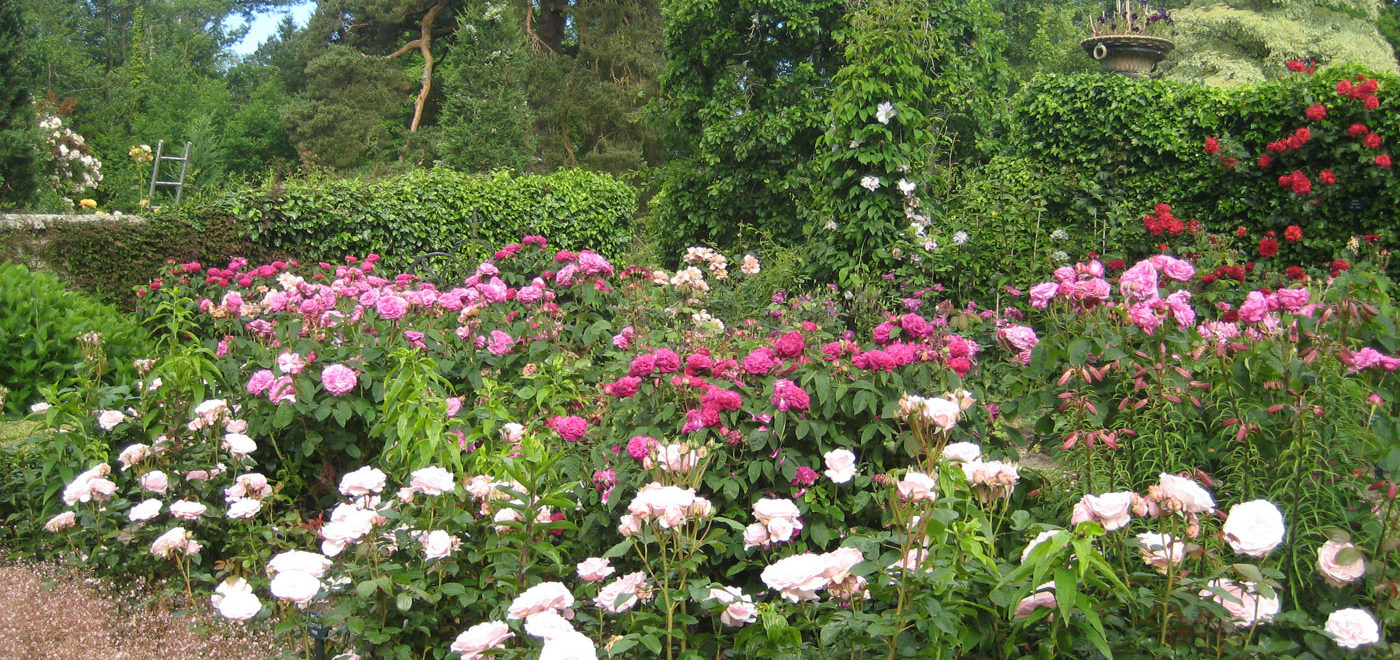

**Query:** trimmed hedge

left=1003, top=63, right=1399, bottom=268
left=219, top=168, right=637, bottom=269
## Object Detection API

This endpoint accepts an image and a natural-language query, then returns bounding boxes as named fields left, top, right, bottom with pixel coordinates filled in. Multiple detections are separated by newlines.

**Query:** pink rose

left=1158, top=256, right=1195, bottom=282
left=822, top=449, right=857, bottom=484
left=375, top=294, right=408, bottom=320
left=339, top=466, right=387, bottom=497
left=420, top=530, right=457, bottom=560
left=1118, top=260, right=1160, bottom=302
left=246, top=369, right=276, bottom=395
left=1014, top=582, right=1056, bottom=619
left=1069, top=492, right=1135, bottom=531
left=1222, top=499, right=1285, bottom=558
left=170, top=500, right=208, bottom=520
left=897, top=471, right=938, bottom=502
left=409, top=466, right=457, bottom=495
left=450, top=621, right=514, bottom=657
left=594, top=571, right=646, bottom=613
left=45, top=511, right=76, bottom=533
left=576, top=557, right=615, bottom=582
left=1316, top=540, right=1366, bottom=587
left=1324, top=608, right=1380, bottom=649
left=506, top=582, right=574, bottom=619
left=321, top=364, right=358, bottom=396
left=760, top=553, right=830, bottom=602
left=1201, top=578, right=1279, bottom=629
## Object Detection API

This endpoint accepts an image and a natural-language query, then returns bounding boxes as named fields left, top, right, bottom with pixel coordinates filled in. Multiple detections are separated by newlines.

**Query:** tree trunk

left=386, top=0, right=449, bottom=132
left=535, top=0, right=567, bottom=53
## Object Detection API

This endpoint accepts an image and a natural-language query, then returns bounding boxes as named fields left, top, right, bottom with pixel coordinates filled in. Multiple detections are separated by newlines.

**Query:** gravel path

left=0, top=561, right=280, bottom=659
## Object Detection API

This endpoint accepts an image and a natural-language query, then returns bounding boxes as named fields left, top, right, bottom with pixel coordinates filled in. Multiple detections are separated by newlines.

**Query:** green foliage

left=0, top=0, right=39, bottom=206
left=281, top=46, right=414, bottom=170
left=220, top=168, right=637, bottom=267
left=1158, top=0, right=1399, bottom=87
left=438, top=0, right=535, bottom=173
left=0, top=263, right=147, bottom=416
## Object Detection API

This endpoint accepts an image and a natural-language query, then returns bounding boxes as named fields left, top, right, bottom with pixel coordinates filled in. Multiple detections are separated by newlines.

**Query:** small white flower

left=859, top=176, right=881, bottom=192
left=897, top=179, right=916, bottom=195
left=922, top=240, right=938, bottom=252
left=1050, top=228, right=1070, bottom=242
left=876, top=101, right=896, bottom=124
left=952, top=231, right=969, bottom=245
left=1052, top=250, right=1070, bottom=264
left=823, top=219, right=838, bottom=231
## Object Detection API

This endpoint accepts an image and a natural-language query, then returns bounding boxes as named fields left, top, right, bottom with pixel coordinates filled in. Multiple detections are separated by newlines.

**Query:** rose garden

left=3, top=1, right=1400, bottom=659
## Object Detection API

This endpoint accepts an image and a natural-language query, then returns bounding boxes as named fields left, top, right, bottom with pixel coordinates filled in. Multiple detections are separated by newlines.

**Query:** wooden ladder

left=147, top=139, right=192, bottom=204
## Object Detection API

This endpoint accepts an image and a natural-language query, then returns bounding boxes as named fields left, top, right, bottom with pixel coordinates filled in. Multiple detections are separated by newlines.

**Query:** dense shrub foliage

left=219, top=168, right=637, bottom=270
left=0, top=263, right=147, bottom=415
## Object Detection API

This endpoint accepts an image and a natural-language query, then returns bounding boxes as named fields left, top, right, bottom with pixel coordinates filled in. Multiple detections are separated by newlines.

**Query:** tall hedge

left=221, top=168, right=637, bottom=267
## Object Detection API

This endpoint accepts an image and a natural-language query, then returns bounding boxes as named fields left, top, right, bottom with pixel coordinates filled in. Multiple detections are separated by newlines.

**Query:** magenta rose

left=321, top=364, right=358, bottom=396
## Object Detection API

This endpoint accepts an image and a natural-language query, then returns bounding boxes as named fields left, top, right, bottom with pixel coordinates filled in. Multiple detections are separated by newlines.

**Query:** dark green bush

left=0, top=263, right=148, bottom=416
left=217, top=167, right=637, bottom=269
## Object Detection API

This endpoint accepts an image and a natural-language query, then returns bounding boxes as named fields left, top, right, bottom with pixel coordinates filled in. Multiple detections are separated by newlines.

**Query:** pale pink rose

left=819, top=546, right=864, bottom=582
left=96, top=409, right=126, bottom=431
left=339, top=466, right=387, bottom=497
left=616, top=514, right=642, bottom=537
left=450, top=621, right=514, bottom=657
left=1014, top=582, right=1056, bottom=619
left=192, top=399, right=229, bottom=427
left=1020, top=530, right=1065, bottom=563
left=897, top=471, right=938, bottom=502
left=170, top=500, right=207, bottom=520
left=117, top=443, right=151, bottom=470
left=409, top=466, right=457, bottom=495
left=1136, top=532, right=1184, bottom=574
left=86, top=477, right=116, bottom=502
left=941, top=442, right=981, bottom=463
left=500, top=422, right=525, bottom=443
left=44, top=511, right=76, bottom=533
left=761, top=553, right=830, bottom=602
left=420, top=530, right=457, bottom=560
left=151, top=527, right=192, bottom=558
left=751, top=497, right=803, bottom=543
left=888, top=547, right=932, bottom=573
left=523, top=610, right=575, bottom=640
left=742, top=523, right=770, bottom=549
left=823, top=449, right=857, bottom=484
left=1152, top=473, right=1215, bottom=514
left=212, top=577, right=262, bottom=621
left=1316, top=540, right=1366, bottom=587
left=963, top=460, right=1020, bottom=502
left=269, top=570, right=322, bottom=606
left=1324, top=608, right=1379, bottom=649
left=1201, top=578, right=1279, bottom=629
left=226, top=498, right=262, bottom=519
left=277, top=351, right=307, bottom=374
left=222, top=433, right=257, bottom=457
left=128, top=498, right=163, bottom=522
left=141, top=470, right=169, bottom=494
left=593, top=571, right=646, bottom=613
left=267, top=550, right=333, bottom=578
left=721, top=599, right=759, bottom=627
left=1221, top=499, right=1285, bottom=558
left=507, top=582, right=575, bottom=619
left=920, top=397, right=960, bottom=430
left=538, top=630, right=596, bottom=660
left=1069, top=492, right=1135, bottom=531
left=225, top=473, right=273, bottom=501
left=224, top=418, right=248, bottom=434
left=576, top=557, right=615, bottom=582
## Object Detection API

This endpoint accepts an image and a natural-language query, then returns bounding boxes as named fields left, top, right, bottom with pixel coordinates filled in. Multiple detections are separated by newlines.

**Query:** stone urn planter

left=1080, top=35, right=1174, bottom=78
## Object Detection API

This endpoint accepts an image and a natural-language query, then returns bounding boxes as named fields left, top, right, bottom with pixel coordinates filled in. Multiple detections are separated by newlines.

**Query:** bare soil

left=0, top=560, right=280, bottom=660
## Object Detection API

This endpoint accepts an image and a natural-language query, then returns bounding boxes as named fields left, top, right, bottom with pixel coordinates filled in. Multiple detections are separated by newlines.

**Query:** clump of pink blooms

left=744, top=497, right=804, bottom=549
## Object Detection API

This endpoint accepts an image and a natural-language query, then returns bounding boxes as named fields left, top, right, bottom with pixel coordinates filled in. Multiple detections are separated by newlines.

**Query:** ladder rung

left=159, top=156, right=186, bottom=161
left=154, top=180, right=183, bottom=186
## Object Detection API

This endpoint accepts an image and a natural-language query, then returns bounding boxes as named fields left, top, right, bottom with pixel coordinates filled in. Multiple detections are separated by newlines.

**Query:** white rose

left=420, top=530, right=455, bottom=560
left=822, top=449, right=857, bottom=484
left=128, top=498, right=163, bottom=522
left=1324, top=608, right=1380, bottom=649
left=1221, top=499, right=1285, bottom=558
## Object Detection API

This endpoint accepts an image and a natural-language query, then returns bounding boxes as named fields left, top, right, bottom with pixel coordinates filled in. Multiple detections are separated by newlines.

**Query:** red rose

left=1330, top=259, right=1350, bottom=277
left=1286, top=60, right=1306, bottom=72
left=1285, top=266, right=1307, bottom=281
left=1236, top=227, right=1248, bottom=237
left=1258, top=237, right=1278, bottom=258
left=1364, top=95, right=1380, bottom=110
left=1364, top=234, right=1381, bottom=243
left=1204, top=136, right=1221, bottom=155
left=1284, top=225, right=1302, bottom=242
left=1154, top=203, right=1172, bottom=215
left=1337, top=80, right=1353, bottom=96
left=1258, top=154, right=1272, bottom=168
left=1305, top=104, right=1326, bottom=121
left=1267, top=140, right=1287, bottom=153
left=1107, top=258, right=1126, bottom=271
left=1222, top=310, right=1240, bottom=322
left=1320, top=169, right=1336, bottom=185
left=1277, top=174, right=1292, bottom=189
left=1245, top=262, right=1255, bottom=273
left=947, top=357, right=972, bottom=377
left=1187, top=219, right=1201, bottom=234
left=1364, top=133, right=1383, bottom=149
left=1290, top=176, right=1311, bottom=196
left=1361, top=78, right=1379, bottom=95
left=1266, top=230, right=1276, bottom=237
left=1220, top=156, right=1239, bottom=169
left=1295, top=127, right=1310, bottom=142
left=1349, top=123, right=1370, bottom=137
left=1378, top=154, right=1392, bottom=168
left=1201, top=274, right=1218, bottom=285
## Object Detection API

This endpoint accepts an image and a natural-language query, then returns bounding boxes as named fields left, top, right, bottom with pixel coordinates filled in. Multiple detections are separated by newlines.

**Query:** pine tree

left=438, top=0, right=535, bottom=173
left=0, top=0, right=39, bottom=206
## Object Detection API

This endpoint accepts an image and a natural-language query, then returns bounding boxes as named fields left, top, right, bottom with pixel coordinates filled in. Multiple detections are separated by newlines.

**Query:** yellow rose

left=79, top=198, right=97, bottom=209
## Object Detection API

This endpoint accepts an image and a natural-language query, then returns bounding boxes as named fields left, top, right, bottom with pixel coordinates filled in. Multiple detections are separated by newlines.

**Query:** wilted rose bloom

left=420, top=530, right=458, bottom=560
left=1221, top=499, right=1285, bottom=558
left=576, top=557, right=615, bottom=582
left=594, top=571, right=647, bottom=613
left=1202, top=579, right=1279, bottom=629
left=500, top=422, right=525, bottom=443
left=339, top=466, right=387, bottom=497
left=212, top=577, right=263, bottom=621
left=321, top=364, right=358, bottom=396
left=1020, top=530, right=1065, bottom=564
left=1324, top=608, right=1380, bottom=649
left=1316, top=540, right=1366, bottom=587
left=823, top=448, right=857, bottom=484
left=897, top=471, right=938, bottom=503
left=761, top=553, right=830, bottom=602
left=507, top=581, right=575, bottom=619
left=45, top=511, right=76, bottom=533
left=1014, top=583, right=1056, bottom=619
left=117, top=443, right=151, bottom=470
left=169, top=500, right=207, bottom=520
left=962, top=460, right=1020, bottom=503
left=1069, top=492, right=1135, bottom=531
left=269, top=570, right=322, bottom=606
left=96, top=409, right=126, bottom=431
left=409, top=466, right=457, bottom=495
left=941, top=442, right=981, bottom=463
left=1150, top=473, right=1215, bottom=514
left=1135, top=532, right=1184, bottom=573
left=141, top=470, right=169, bottom=494
left=128, top=498, right=163, bottom=522
left=226, top=498, right=262, bottom=519
left=450, top=621, right=514, bottom=657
